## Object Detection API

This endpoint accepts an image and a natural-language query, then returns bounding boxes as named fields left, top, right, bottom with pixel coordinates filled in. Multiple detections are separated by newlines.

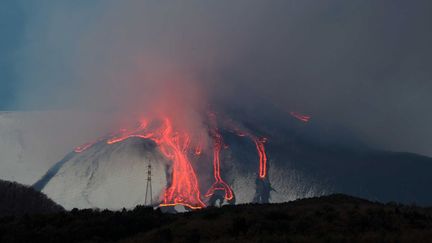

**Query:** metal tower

left=144, top=163, right=153, bottom=206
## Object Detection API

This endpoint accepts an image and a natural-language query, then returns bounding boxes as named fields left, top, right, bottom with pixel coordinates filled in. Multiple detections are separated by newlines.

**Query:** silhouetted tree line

left=2, top=181, right=432, bottom=243
left=0, top=180, right=63, bottom=217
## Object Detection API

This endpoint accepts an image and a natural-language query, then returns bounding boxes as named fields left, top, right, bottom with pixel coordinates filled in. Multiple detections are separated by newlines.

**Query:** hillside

left=0, top=180, right=63, bottom=217
left=1, top=194, right=432, bottom=242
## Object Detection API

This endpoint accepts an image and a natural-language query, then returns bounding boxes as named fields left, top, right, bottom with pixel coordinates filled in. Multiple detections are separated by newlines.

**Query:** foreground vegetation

left=0, top=180, right=63, bottom=217
left=1, top=194, right=432, bottom=242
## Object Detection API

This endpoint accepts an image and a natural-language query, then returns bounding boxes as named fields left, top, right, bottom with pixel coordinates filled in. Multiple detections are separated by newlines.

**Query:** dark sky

left=0, top=1, right=26, bottom=109
left=1, top=0, right=432, bottom=156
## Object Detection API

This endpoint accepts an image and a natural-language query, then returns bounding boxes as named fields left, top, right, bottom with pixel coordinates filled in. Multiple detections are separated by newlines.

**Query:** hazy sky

left=1, top=0, right=432, bottom=156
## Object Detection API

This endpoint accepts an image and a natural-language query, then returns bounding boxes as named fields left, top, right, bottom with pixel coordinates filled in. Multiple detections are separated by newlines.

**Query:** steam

left=12, top=0, right=432, bottom=156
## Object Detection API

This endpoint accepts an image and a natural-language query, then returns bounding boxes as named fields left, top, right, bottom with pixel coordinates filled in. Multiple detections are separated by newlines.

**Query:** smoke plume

left=11, top=0, right=432, bottom=157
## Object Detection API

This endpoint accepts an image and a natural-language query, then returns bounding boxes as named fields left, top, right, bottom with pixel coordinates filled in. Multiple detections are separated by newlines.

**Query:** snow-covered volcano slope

left=223, top=105, right=432, bottom=205
left=6, top=109, right=432, bottom=210
left=32, top=105, right=432, bottom=209
left=34, top=138, right=168, bottom=210
left=34, top=134, right=326, bottom=210
left=214, top=132, right=327, bottom=205
left=1, top=111, right=325, bottom=210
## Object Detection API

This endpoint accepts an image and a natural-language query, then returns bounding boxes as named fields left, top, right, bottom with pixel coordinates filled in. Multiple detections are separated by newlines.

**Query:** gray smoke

left=12, top=0, right=432, bottom=156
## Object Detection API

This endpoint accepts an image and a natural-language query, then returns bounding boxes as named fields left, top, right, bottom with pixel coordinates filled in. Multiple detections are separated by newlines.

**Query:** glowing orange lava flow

left=106, top=119, right=152, bottom=144
left=290, top=111, right=311, bottom=122
left=103, top=118, right=205, bottom=209
left=205, top=113, right=234, bottom=200
left=205, top=132, right=234, bottom=200
left=73, top=112, right=270, bottom=208
left=254, top=137, right=268, bottom=179
left=194, top=133, right=204, bottom=156
left=75, top=132, right=117, bottom=153
left=74, top=142, right=95, bottom=153
left=157, top=118, right=205, bottom=209
left=226, top=121, right=269, bottom=179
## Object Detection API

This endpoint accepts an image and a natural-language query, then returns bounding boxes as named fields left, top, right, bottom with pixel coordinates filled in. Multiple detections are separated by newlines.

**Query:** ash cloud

left=12, top=0, right=432, bottom=156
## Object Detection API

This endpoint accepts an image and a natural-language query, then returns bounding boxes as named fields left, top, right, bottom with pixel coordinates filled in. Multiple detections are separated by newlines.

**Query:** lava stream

left=74, top=142, right=95, bottom=153
left=194, top=133, right=204, bottom=156
left=290, top=111, right=311, bottom=122
left=157, top=118, right=205, bottom=209
left=106, top=119, right=151, bottom=144
left=225, top=120, right=269, bottom=179
left=76, top=117, right=205, bottom=209
left=75, top=132, right=118, bottom=153
left=204, top=112, right=234, bottom=201
left=205, top=132, right=234, bottom=200
left=72, top=112, right=270, bottom=208
left=254, top=137, right=268, bottom=179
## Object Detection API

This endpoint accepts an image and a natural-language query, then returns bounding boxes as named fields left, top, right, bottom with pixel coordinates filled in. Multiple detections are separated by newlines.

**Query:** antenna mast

left=144, top=163, right=153, bottom=206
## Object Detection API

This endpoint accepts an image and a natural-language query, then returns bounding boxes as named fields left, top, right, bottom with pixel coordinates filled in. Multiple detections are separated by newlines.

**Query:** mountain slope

left=33, top=132, right=327, bottom=210
left=3, top=110, right=432, bottom=210
left=34, top=138, right=169, bottom=210
left=31, top=107, right=432, bottom=210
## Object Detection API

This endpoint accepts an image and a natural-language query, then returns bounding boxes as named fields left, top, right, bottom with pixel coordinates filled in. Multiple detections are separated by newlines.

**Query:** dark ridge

left=2, top=194, right=432, bottom=242
left=0, top=179, right=64, bottom=217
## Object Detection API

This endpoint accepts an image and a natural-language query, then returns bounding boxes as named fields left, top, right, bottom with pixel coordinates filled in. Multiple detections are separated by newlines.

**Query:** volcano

left=26, top=104, right=432, bottom=210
